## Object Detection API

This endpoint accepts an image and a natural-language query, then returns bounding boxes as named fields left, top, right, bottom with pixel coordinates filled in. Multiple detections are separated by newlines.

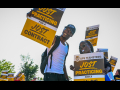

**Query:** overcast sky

left=0, top=8, right=120, bottom=81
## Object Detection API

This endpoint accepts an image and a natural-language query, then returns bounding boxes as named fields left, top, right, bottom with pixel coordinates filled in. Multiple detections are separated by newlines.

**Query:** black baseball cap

left=65, top=24, right=76, bottom=35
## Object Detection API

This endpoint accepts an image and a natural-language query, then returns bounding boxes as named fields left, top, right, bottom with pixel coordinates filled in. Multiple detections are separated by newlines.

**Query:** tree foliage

left=68, top=76, right=72, bottom=81
left=0, top=59, right=15, bottom=76
left=20, top=54, right=39, bottom=81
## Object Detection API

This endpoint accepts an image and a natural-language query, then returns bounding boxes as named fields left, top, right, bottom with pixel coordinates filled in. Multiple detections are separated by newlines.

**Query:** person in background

left=114, top=69, right=120, bottom=81
left=70, top=40, right=94, bottom=71
left=70, top=40, right=112, bottom=81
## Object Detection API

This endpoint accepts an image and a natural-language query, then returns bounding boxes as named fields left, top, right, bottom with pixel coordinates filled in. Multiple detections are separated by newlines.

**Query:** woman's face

left=79, top=41, right=91, bottom=54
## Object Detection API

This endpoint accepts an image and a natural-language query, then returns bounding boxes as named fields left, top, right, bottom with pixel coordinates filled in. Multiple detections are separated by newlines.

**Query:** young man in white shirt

left=44, top=24, right=76, bottom=81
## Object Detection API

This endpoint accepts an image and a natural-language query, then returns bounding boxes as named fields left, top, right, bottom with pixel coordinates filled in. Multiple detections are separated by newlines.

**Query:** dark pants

left=44, top=73, right=67, bottom=81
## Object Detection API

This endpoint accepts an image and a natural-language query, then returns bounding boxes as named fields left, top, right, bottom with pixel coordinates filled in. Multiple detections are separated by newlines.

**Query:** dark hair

left=79, top=40, right=94, bottom=54
left=117, top=69, right=120, bottom=76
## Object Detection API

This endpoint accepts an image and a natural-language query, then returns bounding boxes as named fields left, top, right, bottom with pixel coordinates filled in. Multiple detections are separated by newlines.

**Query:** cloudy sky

left=0, top=8, right=120, bottom=81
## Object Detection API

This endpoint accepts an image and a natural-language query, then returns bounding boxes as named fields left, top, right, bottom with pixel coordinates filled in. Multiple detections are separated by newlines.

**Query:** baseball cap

left=65, top=24, right=76, bottom=35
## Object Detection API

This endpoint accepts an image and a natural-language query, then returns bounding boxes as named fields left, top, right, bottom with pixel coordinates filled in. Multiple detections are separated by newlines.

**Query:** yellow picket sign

left=21, top=18, right=56, bottom=48
left=109, top=59, right=116, bottom=66
left=111, top=66, right=115, bottom=72
left=74, top=52, right=105, bottom=81
left=0, top=78, right=8, bottom=81
left=17, top=72, right=22, bottom=77
left=8, top=77, right=14, bottom=81
left=0, top=74, right=8, bottom=79
left=19, top=73, right=25, bottom=81
left=85, top=25, right=99, bottom=47
left=8, top=73, right=14, bottom=77
left=21, top=8, right=66, bottom=48
left=2, top=70, right=8, bottom=74
left=86, top=37, right=98, bottom=47
left=97, top=48, right=108, bottom=60
left=109, top=56, right=118, bottom=72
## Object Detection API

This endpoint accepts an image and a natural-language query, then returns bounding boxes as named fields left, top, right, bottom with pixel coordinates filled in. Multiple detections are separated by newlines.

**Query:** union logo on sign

left=76, top=56, right=80, bottom=62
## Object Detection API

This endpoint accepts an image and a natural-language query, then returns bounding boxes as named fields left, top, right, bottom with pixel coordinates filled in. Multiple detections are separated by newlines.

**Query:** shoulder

left=52, top=35, right=61, bottom=45
left=52, top=36, right=57, bottom=45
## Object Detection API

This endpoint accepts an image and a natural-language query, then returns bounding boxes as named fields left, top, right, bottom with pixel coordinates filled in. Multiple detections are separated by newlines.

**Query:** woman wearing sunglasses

left=70, top=40, right=112, bottom=80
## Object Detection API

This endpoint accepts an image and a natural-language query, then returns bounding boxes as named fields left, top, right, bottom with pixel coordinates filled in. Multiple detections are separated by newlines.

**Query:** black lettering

left=44, top=39, right=47, bottom=43
left=36, top=25, right=41, bottom=31
left=24, top=30, right=51, bottom=44
left=39, top=21, right=46, bottom=25
left=31, top=24, right=37, bottom=30
left=34, top=34, right=38, bottom=38
left=43, top=28, right=49, bottom=34
left=28, top=31, right=31, bottom=35
left=37, top=35, right=41, bottom=40
left=89, top=57, right=91, bottom=59
left=24, top=30, right=28, bottom=34
left=47, top=40, right=50, bottom=44
left=40, top=37, right=44, bottom=42
left=38, top=28, right=43, bottom=34
left=98, top=56, right=101, bottom=58
left=31, top=32, right=34, bottom=37
left=95, top=56, right=97, bottom=58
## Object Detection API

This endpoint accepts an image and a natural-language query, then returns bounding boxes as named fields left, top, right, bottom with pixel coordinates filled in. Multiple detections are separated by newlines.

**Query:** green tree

left=37, top=77, right=43, bottom=81
left=20, top=54, right=39, bottom=81
left=68, top=76, right=72, bottom=81
left=0, top=59, right=15, bottom=76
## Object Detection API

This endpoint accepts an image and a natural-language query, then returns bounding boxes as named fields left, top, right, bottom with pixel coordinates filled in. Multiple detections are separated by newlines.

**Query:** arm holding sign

left=70, top=65, right=75, bottom=71
left=27, top=8, right=35, bottom=17
left=27, top=9, right=32, bottom=17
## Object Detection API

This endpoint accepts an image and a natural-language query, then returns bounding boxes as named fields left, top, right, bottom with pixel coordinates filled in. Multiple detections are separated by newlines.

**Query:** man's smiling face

left=61, top=27, right=73, bottom=40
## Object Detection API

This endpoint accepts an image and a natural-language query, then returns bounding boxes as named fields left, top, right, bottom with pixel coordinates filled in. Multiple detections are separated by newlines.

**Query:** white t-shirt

left=44, top=41, right=68, bottom=74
